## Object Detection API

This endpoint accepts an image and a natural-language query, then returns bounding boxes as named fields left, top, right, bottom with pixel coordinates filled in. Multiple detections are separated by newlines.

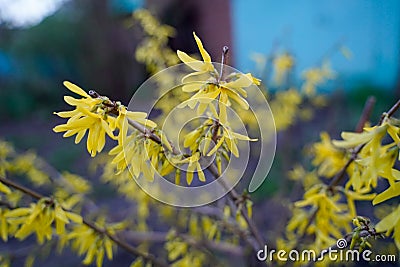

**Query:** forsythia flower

left=177, top=33, right=260, bottom=124
left=375, top=204, right=400, bottom=249
left=269, top=89, right=302, bottom=131
left=175, top=152, right=205, bottom=185
left=301, top=61, right=335, bottom=96
left=5, top=198, right=82, bottom=244
left=177, top=32, right=216, bottom=82
left=312, top=132, right=347, bottom=177
left=53, top=81, right=115, bottom=157
left=273, top=52, right=294, bottom=85
left=54, top=81, right=156, bottom=158
left=65, top=218, right=124, bottom=267
left=292, top=184, right=374, bottom=251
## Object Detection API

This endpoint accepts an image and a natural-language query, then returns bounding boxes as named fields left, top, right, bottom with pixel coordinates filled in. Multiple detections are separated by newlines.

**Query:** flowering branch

left=126, top=115, right=266, bottom=251
left=0, top=176, right=169, bottom=267
left=298, top=97, right=400, bottom=246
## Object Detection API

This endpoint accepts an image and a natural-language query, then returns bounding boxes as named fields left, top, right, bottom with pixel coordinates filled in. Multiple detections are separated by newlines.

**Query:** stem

left=0, top=176, right=168, bottom=267
left=217, top=46, right=229, bottom=83
left=379, top=98, right=400, bottom=125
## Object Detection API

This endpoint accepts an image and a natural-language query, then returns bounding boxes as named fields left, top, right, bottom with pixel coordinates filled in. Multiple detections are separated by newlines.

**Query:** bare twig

left=355, top=96, right=376, bottom=133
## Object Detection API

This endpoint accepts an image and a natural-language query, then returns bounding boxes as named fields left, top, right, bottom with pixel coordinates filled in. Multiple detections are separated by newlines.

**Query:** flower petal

left=193, top=32, right=211, bottom=63
left=63, top=81, right=90, bottom=98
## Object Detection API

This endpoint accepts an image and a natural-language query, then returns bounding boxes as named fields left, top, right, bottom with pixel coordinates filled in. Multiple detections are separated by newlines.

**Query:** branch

left=127, top=118, right=266, bottom=252
left=0, top=176, right=168, bottom=267
left=297, top=97, right=400, bottom=245
left=355, top=96, right=376, bottom=133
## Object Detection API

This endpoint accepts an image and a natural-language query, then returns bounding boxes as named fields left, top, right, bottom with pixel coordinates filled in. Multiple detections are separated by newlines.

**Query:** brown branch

left=379, top=98, right=400, bottom=125
left=355, top=96, right=376, bottom=133
left=0, top=176, right=168, bottom=267
left=0, top=176, right=44, bottom=200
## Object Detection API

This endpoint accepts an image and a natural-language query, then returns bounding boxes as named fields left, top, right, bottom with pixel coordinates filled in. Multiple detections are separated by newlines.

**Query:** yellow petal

left=177, top=50, right=205, bottom=72
left=223, top=74, right=252, bottom=93
left=63, top=81, right=90, bottom=98
left=182, top=82, right=203, bottom=92
left=375, top=205, right=400, bottom=232
left=196, top=162, right=206, bottom=182
left=373, top=182, right=400, bottom=205
left=186, top=163, right=196, bottom=185
left=231, top=131, right=258, bottom=141
left=207, top=136, right=225, bottom=156
left=225, top=89, right=249, bottom=110
left=193, top=32, right=211, bottom=63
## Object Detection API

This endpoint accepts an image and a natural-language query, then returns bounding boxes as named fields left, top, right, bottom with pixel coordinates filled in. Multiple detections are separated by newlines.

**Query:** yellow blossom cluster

left=282, top=102, right=400, bottom=259
left=272, top=52, right=294, bottom=86
left=133, top=9, right=179, bottom=73
left=301, top=60, right=335, bottom=96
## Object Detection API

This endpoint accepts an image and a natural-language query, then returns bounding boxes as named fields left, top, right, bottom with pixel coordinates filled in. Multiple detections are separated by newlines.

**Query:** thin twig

left=0, top=176, right=168, bottom=267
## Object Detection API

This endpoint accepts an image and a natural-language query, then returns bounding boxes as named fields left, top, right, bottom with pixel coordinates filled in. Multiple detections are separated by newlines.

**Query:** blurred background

left=0, top=0, right=399, bottom=265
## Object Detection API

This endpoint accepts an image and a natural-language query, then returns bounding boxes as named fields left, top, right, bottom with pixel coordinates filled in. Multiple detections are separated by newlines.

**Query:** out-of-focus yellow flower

left=5, top=198, right=82, bottom=244
left=301, top=61, right=335, bottom=96
left=53, top=82, right=115, bottom=157
left=273, top=52, right=294, bottom=85
left=54, top=81, right=156, bottom=158
left=66, top=217, right=123, bottom=267
left=175, top=152, right=205, bottom=185
left=312, top=132, right=347, bottom=177
left=293, top=184, right=353, bottom=250
left=375, top=204, right=400, bottom=249
left=270, top=88, right=302, bottom=131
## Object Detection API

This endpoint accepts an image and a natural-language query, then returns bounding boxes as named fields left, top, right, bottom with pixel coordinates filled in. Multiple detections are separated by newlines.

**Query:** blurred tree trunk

left=148, top=0, right=233, bottom=64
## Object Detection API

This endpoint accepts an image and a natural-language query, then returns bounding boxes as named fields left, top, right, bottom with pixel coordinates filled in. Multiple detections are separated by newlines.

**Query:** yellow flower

left=66, top=217, right=119, bottom=267
left=175, top=152, right=205, bottom=185
left=5, top=198, right=82, bottom=244
left=177, top=32, right=216, bottom=82
left=273, top=52, right=294, bottom=85
left=180, top=73, right=257, bottom=124
left=312, top=132, right=347, bottom=177
left=332, top=124, right=387, bottom=149
left=177, top=33, right=260, bottom=125
left=375, top=204, right=400, bottom=249
left=53, top=81, right=115, bottom=157
left=54, top=81, right=156, bottom=158
left=301, top=61, right=335, bottom=95
left=111, top=105, right=157, bottom=146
